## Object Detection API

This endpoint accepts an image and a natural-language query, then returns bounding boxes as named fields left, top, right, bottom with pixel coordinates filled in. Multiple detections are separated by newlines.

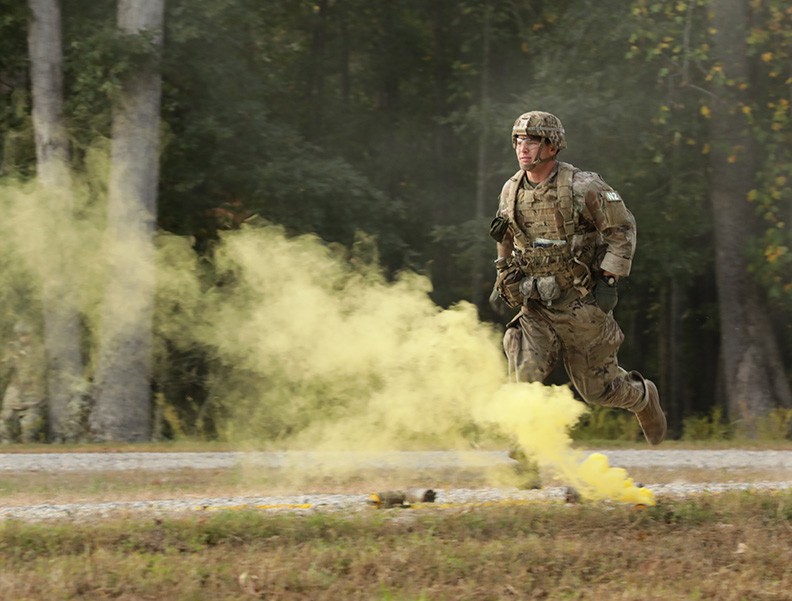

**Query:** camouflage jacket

left=496, top=161, right=636, bottom=278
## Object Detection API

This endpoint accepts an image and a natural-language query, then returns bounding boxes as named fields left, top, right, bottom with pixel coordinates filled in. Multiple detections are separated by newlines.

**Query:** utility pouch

left=518, top=276, right=537, bottom=301
left=536, top=275, right=561, bottom=303
left=593, top=275, right=618, bottom=313
left=489, top=216, right=510, bottom=243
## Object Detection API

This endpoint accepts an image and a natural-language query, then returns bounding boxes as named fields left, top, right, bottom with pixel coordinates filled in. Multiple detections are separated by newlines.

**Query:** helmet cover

left=511, top=111, right=567, bottom=151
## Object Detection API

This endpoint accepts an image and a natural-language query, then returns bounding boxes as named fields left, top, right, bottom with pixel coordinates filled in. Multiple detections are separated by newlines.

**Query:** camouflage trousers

left=503, top=294, right=647, bottom=412
left=0, top=400, right=45, bottom=443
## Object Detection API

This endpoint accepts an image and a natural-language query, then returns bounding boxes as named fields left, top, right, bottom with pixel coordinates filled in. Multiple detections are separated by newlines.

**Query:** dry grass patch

left=1, top=490, right=791, bottom=600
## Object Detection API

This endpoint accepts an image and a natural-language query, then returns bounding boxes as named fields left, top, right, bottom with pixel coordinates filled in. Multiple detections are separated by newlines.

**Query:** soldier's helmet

left=511, top=111, right=567, bottom=151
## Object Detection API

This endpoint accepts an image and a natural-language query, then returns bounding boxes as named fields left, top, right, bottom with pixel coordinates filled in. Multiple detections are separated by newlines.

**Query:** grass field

left=1, top=443, right=791, bottom=600
left=1, top=491, right=791, bottom=600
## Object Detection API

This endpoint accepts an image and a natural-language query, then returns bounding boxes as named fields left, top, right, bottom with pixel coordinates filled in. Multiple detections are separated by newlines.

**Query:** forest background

left=0, top=0, right=790, bottom=444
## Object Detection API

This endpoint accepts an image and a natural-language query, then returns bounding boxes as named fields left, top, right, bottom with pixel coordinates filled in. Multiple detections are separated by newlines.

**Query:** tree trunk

left=709, top=0, right=792, bottom=434
left=472, top=0, right=492, bottom=308
left=90, top=0, right=165, bottom=441
left=28, top=0, right=69, bottom=190
left=27, top=0, right=86, bottom=441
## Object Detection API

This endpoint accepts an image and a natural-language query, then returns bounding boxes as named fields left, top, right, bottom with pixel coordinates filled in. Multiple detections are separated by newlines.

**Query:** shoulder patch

left=603, top=191, right=622, bottom=202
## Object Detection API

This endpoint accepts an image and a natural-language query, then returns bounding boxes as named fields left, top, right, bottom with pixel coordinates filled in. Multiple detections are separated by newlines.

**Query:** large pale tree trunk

left=27, top=0, right=86, bottom=441
left=709, top=0, right=792, bottom=433
left=90, top=0, right=165, bottom=441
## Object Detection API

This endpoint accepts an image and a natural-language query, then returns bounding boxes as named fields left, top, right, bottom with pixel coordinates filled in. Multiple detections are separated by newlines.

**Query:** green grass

left=1, top=491, right=791, bottom=600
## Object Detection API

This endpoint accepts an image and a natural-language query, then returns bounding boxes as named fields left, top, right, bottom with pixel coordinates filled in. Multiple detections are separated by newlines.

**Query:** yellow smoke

left=192, top=223, right=655, bottom=505
left=476, top=384, right=655, bottom=505
left=0, top=167, right=654, bottom=505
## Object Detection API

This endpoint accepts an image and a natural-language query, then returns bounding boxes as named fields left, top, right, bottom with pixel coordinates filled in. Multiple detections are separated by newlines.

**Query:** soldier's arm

left=579, top=181, right=636, bottom=278
left=493, top=182, right=516, bottom=259
left=496, top=231, right=514, bottom=259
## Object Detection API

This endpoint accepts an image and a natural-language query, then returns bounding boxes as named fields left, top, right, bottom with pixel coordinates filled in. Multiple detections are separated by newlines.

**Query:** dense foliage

left=0, top=0, right=789, bottom=439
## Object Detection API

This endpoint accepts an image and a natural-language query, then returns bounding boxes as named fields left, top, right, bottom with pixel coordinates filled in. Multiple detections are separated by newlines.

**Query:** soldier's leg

left=502, top=308, right=561, bottom=383
left=555, top=298, right=666, bottom=444
left=501, top=308, right=562, bottom=488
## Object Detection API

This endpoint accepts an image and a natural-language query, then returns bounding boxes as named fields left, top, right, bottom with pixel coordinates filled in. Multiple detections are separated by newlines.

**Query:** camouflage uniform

left=0, top=324, right=46, bottom=443
left=492, top=111, right=666, bottom=444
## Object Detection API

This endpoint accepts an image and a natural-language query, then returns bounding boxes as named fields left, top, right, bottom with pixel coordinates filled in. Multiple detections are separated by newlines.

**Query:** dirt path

left=3, top=448, right=792, bottom=472
left=1, top=449, right=791, bottom=522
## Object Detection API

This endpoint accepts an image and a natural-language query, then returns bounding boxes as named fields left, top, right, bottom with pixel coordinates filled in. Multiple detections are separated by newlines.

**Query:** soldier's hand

left=489, top=285, right=512, bottom=316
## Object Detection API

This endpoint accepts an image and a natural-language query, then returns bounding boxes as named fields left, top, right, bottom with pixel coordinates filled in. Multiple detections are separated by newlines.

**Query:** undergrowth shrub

left=571, top=406, right=640, bottom=442
left=682, top=407, right=732, bottom=441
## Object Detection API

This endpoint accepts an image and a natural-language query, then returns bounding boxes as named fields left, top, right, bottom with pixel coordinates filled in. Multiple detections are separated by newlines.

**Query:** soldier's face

left=514, top=136, right=556, bottom=170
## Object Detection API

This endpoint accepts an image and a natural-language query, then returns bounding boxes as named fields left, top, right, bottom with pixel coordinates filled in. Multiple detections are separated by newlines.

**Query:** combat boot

left=635, top=378, right=666, bottom=445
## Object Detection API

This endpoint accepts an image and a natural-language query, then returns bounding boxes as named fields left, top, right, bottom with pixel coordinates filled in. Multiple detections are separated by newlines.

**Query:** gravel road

left=2, top=449, right=791, bottom=522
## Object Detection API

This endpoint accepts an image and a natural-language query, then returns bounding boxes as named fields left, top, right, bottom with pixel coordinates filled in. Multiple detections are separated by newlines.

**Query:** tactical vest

left=501, top=162, right=593, bottom=295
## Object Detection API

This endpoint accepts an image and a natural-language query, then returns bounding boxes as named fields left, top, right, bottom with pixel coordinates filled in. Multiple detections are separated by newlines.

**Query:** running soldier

left=490, top=111, right=666, bottom=445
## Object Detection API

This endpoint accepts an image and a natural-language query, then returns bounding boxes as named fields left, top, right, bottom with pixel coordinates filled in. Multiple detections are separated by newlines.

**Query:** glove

left=494, top=261, right=524, bottom=308
left=593, top=275, right=618, bottom=313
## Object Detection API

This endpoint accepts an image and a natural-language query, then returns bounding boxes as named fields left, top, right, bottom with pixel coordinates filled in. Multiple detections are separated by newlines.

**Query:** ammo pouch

left=519, top=275, right=561, bottom=304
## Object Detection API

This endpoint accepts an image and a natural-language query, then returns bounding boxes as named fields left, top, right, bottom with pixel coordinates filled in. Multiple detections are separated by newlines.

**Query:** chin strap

left=524, top=140, right=555, bottom=172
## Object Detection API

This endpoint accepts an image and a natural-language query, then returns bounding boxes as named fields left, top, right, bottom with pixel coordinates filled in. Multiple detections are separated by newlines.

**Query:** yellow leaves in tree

left=706, top=65, right=723, bottom=82
left=761, top=52, right=774, bottom=63
left=700, top=105, right=711, bottom=118
left=765, top=245, right=788, bottom=264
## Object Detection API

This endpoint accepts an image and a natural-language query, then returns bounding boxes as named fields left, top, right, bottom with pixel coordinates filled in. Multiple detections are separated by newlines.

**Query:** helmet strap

left=524, top=139, right=556, bottom=171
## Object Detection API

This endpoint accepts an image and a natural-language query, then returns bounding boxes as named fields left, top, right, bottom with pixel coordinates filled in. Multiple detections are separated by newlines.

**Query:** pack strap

left=503, top=169, right=531, bottom=249
left=555, top=162, right=576, bottom=241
